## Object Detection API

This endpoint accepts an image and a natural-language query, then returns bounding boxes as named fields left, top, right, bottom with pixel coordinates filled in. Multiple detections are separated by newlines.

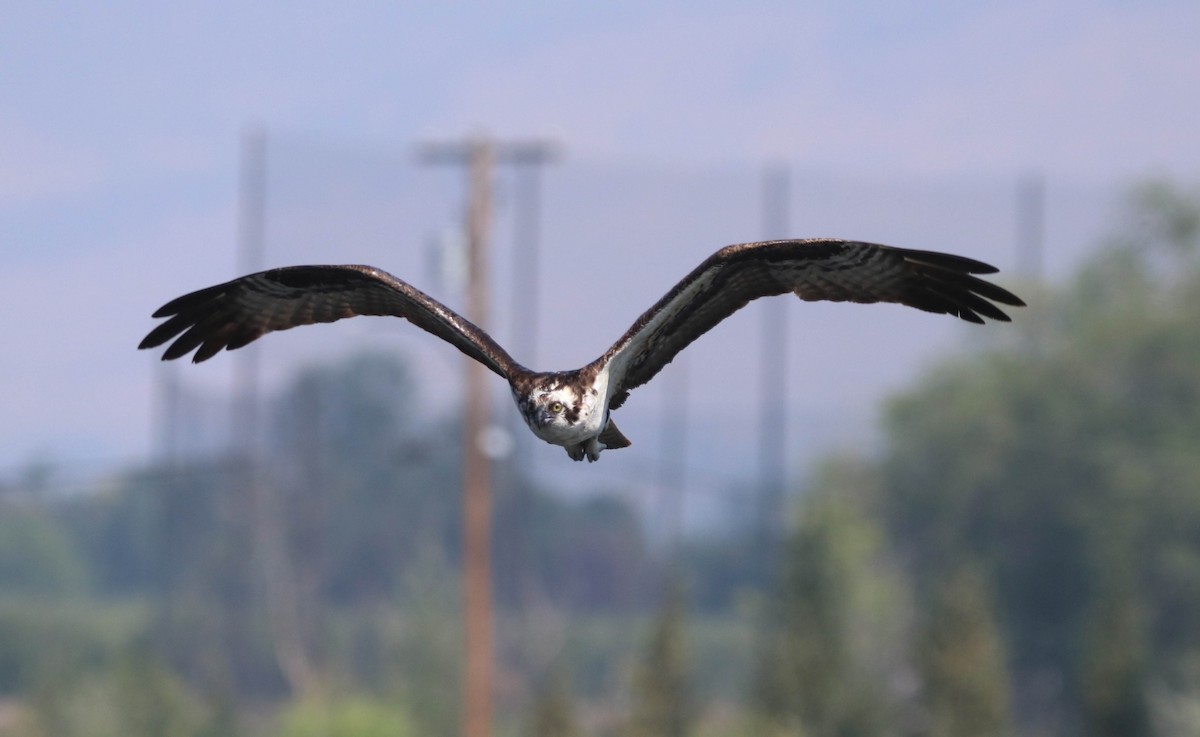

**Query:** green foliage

left=0, top=507, right=86, bottom=596
left=273, top=350, right=417, bottom=469
left=56, top=471, right=166, bottom=595
left=917, top=565, right=1013, bottom=737
left=1149, top=654, right=1200, bottom=735
left=625, top=581, right=693, bottom=737
left=528, top=665, right=581, bottom=737
left=28, top=650, right=211, bottom=737
left=0, top=597, right=144, bottom=696
left=270, top=349, right=448, bottom=606
left=376, top=544, right=462, bottom=735
left=274, top=696, right=414, bottom=737
left=537, top=495, right=647, bottom=611
left=2, top=347, right=663, bottom=731
left=1080, top=579, right=1151, bottom=737
left=878, top=179, right=1200, bottom=733
left=754, top=460, right=902, bottom=737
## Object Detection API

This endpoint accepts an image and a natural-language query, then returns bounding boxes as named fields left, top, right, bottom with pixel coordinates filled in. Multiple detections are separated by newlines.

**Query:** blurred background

left=3, top=3, right=1200, bottom=736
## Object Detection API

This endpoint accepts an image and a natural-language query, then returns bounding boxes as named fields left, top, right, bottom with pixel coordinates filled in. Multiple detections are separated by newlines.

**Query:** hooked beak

left=522, top=404, right=551, bottom=429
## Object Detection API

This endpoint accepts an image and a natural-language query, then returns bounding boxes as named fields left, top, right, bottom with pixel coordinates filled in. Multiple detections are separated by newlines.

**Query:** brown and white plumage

left=140, top=239, right=1024, bottom=462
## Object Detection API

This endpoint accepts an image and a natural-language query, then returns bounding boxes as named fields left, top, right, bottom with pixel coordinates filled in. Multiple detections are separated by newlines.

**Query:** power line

left=660, top=357, right=688, bottom=553
left=418, top=134, right=557, bottom=737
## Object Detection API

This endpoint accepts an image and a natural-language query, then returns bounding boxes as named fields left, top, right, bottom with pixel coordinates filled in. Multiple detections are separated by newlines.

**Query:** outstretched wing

left=139, top=265, right=519, bottom=378
left=600, top=239, right=1025, bottom=409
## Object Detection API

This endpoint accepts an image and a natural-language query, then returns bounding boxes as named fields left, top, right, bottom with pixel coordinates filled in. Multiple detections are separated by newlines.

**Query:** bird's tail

left=600, top=420, right=632, bottom=450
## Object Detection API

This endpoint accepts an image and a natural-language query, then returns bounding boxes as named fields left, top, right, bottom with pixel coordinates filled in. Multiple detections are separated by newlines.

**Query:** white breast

left=585, top=365, right=612, bottom=429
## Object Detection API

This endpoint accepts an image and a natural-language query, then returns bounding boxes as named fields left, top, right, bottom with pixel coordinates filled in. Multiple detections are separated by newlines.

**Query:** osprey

left=140, top=239, right=1024, bottom=462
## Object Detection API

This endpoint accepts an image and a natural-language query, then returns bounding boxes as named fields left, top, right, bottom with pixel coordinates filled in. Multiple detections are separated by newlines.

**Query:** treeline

left=2, top=181, right=1199, bottom=736
left=0, top=351, right=658, bottom=736
left=748, top=180, right=1200, bottom=737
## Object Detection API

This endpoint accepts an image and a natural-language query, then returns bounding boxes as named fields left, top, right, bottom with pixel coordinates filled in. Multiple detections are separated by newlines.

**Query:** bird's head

left=516, top=378, right=584, bottom=440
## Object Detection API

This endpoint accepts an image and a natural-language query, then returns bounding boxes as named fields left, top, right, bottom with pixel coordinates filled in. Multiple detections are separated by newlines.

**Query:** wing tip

left=901, top=247, right=1025, bottom=323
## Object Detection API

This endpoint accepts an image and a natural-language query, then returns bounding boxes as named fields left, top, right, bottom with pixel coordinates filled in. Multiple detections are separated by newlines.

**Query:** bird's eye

left=550, top=401, right=565, bottom=413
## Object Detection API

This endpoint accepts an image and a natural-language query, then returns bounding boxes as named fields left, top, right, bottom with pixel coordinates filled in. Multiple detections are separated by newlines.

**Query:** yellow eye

left=550, top=401, right=565, bottom=413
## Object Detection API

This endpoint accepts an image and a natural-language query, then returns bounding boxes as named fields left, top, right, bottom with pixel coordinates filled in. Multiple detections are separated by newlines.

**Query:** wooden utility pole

left=462, top=140, right=495, bottom=737
left=419, top=135, right=556, bottom=737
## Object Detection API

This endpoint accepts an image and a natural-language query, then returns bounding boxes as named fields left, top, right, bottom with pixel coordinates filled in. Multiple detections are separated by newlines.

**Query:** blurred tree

left=0, top=598, right=141, bottom=697
left=21, top=347, right=657, bottom=728
left=528, top=664, right=581, bottom=737
left=556, top=496, right=647, bottom=612
left=1149, top=654, right=1200, bottom=735
left=493, top=480, right=649, bottom=614
left=753, top=462, right=897, bottom=737
left=382, top=543, right=462, bottom=736
left=273, top=350, right=417, bottom=465
left=55, top=456, right=282, bottom=702
left=264, top=350, right=450, bottom=698
left=625, top=579, right=693, bottom=737
left=269, top=350, right=429, bottom=605
left=675, top=482, right=769, bottom=613
left=917, top=565, right=1013, bottom=737
left=880, top=178, right=1200, bottom=734
left=0, top=506, right=86, bottom=596
left=29, top=648, right=212, bottom=737
left=274, top=695, right=414, bottom=737
left=58, top=471, right=160, bottom=594
left=1080, top=577, right=1152, bottom=737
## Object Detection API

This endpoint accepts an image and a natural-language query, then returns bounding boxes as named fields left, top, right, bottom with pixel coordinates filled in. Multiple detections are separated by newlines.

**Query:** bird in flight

left=140, top=239, right=1024, bottom=462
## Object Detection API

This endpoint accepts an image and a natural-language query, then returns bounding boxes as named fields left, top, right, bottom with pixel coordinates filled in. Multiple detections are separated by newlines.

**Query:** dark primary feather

left=599, top=239, right=1024, bottom=409
left=139, top=265, right=519, bottom=377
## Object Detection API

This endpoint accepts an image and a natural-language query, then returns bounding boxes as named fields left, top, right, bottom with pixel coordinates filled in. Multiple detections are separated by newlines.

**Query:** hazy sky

left=3, top=2, right=1198, bottom=490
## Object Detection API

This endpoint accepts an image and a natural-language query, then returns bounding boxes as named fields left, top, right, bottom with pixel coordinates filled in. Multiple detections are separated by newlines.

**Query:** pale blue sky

left=2, top=2, right=1198, bottom=490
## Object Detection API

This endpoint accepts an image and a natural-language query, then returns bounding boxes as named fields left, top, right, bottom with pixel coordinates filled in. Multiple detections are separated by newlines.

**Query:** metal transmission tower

left=418, top=135, right=557, bottom=737
left=660, top=357, right=689, bottom=553
left=758, top=162, right=790, bottom=554
left=508, top=149, right=559, bottom=469
left=233, top=127, right=266, bottom=458
left=508, top=146, right=559, bottom=367
left=1016, top=172, right=1046, bottom=280
left=233, top=127, right=322, bottom=700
